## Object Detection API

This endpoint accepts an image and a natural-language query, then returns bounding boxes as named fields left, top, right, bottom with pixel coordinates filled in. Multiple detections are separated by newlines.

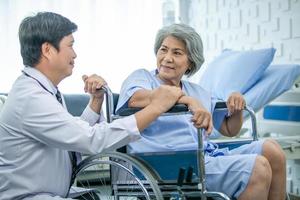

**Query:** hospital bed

left=257, top=89, right=300, bottom=198
left=257, top=89, right=300, bottom=158
left=209, top=63, right=300, bottom=198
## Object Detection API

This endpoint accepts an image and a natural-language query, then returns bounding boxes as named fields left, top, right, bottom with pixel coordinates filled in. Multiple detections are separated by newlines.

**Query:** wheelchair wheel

left=71, top=152, right=163, bottom=200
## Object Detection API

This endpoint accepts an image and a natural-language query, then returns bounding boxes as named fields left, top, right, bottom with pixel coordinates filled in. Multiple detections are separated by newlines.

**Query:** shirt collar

left=152, top=69, right=184, bottom=90
left=22, top=66, right=58, bottom=95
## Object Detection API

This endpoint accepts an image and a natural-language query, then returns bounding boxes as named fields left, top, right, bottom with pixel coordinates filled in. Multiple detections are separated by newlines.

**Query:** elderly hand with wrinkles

left=177, top=96, right=213, bottom=134
left=226, top=92, right=246, bottom=116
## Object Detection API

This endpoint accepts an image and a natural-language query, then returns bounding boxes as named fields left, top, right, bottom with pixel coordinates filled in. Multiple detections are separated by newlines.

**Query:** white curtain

left=0, top=0, right=163, bottom=93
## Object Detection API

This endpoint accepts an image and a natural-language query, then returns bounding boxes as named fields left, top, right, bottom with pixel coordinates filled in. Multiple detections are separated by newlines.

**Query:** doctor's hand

left=179, top=96, right=213, bottom=134
left=150, top=85, right=184, bottom=114
left=226, top=92, right=246, bottom=116
left=82, top=74, right=107, bottom=99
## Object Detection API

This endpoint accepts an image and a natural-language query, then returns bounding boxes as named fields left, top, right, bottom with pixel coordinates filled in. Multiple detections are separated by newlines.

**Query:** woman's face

left=156, top=36, right=190, bottom=86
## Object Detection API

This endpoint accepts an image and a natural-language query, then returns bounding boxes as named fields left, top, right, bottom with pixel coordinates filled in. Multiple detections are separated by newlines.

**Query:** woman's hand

left=150, top=85, right=184, bottom=113
left=82, top=74, right=107, bottom=99
left=134, top=85, right=184, bottom=131
left=219, top=92, right=245, bottom=137
left=179, top=96, right=213, bottom=134
left=226, top=92, right=246, bottom=116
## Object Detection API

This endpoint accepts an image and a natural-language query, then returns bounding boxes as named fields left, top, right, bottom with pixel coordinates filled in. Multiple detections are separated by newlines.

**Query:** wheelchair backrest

left=64, top=94, right=90, bottom=116
left=58, top=93, right=118, bottom=117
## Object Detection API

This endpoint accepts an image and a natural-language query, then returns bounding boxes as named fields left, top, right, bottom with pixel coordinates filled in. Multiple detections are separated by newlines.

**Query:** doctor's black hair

left=19, top=12, right=77, bottom=67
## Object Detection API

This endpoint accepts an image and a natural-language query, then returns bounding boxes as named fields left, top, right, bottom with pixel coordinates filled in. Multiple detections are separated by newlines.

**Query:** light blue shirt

left=0, top=67, right=140, bottom=200
left=116, top=69, right=226, bottom=153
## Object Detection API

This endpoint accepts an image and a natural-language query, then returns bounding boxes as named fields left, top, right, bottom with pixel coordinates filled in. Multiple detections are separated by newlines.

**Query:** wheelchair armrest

left=101, top=86, right=190, bottom=122
left=117, top=103, right=189, bottom=116
left=101, top=85, right=258, bottom=141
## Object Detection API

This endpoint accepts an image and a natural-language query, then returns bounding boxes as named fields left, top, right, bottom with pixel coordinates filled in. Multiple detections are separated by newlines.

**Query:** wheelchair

left=70, top=86, right=258, bottom=200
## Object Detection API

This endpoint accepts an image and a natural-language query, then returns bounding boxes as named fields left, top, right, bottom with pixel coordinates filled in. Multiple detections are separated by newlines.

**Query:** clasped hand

left=150, top=85, right=184, bottom=114
left=82, top=74, right=107, bottom=99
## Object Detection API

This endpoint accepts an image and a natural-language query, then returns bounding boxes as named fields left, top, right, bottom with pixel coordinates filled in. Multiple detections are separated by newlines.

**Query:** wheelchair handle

left=102, top=85, right=190, bottom=121
left=101, top=86, right=114, bottom=123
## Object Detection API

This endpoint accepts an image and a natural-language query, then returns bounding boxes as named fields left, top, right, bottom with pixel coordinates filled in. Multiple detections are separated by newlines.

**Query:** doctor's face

left=156, top=36, right=190, bottom=86
left=49, top=34, right=77, bottom=82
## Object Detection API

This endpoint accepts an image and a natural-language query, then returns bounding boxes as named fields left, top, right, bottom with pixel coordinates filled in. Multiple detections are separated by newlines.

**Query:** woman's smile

left=160, top=65, right=175, bottom=72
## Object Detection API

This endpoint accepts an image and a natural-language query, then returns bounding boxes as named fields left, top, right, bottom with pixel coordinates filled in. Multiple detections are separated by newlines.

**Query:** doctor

left=0, top=12, right=183, bottom=200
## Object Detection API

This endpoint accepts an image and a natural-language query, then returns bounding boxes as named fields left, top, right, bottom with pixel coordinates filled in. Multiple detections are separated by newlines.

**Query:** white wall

left=0, top=0, right=163, bottom=93
left=187, top=0, right=300, bottom=82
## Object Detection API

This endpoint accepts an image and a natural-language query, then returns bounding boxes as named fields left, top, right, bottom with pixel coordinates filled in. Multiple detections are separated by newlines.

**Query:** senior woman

left=116, top=24, right=286, bottom=200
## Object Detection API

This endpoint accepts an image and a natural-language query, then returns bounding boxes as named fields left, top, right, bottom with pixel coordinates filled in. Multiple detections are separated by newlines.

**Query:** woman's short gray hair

left=154, top=24, right=204, bottom=77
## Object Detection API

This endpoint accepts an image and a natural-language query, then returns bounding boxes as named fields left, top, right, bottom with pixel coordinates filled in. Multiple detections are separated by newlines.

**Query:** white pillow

left=199, top=48, right=276, bottom=100
left=244, top=64, right=300, bottom=112
left=209, top=64, right=300, bottom=139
